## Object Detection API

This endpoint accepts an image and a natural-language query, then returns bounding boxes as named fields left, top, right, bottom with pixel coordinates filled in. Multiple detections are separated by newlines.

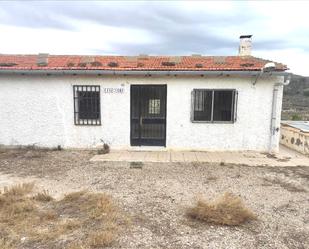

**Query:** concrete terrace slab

left=90, top=146, right=309, bottom=167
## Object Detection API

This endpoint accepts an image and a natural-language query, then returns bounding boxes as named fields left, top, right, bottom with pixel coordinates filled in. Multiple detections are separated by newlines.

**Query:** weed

left=0, top=183, right=126, bottom=248
left=0, top=239, right=14, bottom=249
left=3, top=182, right=34, bottom=196
left=187, top=192, right=256, bottom=226
left=98, top=140, right=110, bottom=154
left=39, top=210, right=58, bottom=221
left=62, top=190, right=87, bottom=202
left=33, top=190, right=54, bottom=202
left=88, top=230, right=115, bottom=247
left=130, top=161, right=143, bottom=169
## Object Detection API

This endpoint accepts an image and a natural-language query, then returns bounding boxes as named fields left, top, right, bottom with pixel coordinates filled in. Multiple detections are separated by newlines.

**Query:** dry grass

left=0, top=239, right=14, bottom=249
left=187, top=192, right=257, bottom=226
left=33, top=190, right=54, bottom=202
left=88, top=231, right=115, bottom=247
left=2, top=182, right=34, bottom=196
left=0, top=183, right=126, bottom=249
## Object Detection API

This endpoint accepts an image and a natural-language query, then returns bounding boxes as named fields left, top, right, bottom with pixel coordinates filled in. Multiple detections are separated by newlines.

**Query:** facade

left=0, top=73, right=285, bottom=152
left=0, top=38, right=289, bottom=152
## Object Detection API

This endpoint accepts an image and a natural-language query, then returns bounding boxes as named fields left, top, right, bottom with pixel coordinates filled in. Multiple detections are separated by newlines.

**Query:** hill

left=282, top=74, right=309, bottom=120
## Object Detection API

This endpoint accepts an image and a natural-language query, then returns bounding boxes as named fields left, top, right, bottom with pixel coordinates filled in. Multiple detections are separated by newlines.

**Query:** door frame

left=130, top=84, right=167, bottom=147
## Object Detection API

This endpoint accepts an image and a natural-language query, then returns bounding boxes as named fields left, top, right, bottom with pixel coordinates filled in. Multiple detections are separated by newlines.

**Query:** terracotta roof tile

left=0, top=54, right=288, bottom=71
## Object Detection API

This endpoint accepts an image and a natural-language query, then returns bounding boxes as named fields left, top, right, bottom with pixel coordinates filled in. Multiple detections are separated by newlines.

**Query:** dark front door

left=131, top=85, right=167, bottom=146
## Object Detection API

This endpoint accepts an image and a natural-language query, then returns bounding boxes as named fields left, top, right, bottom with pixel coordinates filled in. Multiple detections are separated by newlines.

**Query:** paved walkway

left=91, top=146, right=309, bottom=167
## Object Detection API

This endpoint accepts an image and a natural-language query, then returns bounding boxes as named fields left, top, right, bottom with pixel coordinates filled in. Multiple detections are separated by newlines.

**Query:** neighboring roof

left=0, top=54, right=288, bottom=72
left=281, top=121, right=309, bottom=133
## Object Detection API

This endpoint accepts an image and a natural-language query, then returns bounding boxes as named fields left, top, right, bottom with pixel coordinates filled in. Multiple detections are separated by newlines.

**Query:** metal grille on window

left=149, top=99, right=161, bottom=114
left=73, top=85, right=101, bottom=125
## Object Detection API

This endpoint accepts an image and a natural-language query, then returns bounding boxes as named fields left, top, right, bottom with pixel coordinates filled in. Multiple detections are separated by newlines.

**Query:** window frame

left=191, top=88, right=238, bottom=124
left=73, top=85, right=101, bottom=126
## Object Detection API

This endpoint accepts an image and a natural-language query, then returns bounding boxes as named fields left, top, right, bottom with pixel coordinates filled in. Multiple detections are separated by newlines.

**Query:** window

left=192, top=89, right=237, bottom=122
left=149, top=99, right=161, bottom=114
left=73, top=85, right=101, bottom=125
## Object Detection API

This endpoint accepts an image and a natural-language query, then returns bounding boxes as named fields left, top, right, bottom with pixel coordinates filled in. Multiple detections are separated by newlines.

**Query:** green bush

left=292, top=114, right=302, bottom=121
left=303, top=88, right=309, bottom=96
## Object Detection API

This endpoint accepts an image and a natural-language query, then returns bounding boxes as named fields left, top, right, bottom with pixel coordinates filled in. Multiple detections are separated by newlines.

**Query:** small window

left=73, top=85, right=101, bottom=125
left=149, top=99, right=160, bottom=114
left=192, top=89, right=237, bottom=122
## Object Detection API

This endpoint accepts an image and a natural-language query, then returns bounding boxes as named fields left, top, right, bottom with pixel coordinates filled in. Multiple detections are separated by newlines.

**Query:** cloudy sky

left=0, top=1, right=308, bottom=75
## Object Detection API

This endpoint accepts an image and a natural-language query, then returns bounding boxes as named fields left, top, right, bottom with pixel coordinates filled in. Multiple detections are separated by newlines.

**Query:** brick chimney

left=238, top=35, right=252, bottom=56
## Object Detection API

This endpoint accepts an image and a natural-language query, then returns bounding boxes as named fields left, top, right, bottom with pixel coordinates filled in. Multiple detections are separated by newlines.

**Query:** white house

left=0, top=36, right=289, bottom=152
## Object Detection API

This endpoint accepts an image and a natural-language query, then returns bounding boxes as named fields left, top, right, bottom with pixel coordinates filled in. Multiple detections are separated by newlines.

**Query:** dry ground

left=0, top=148, right=308, bottom=249
left=0, top=183, right=127, bottom=249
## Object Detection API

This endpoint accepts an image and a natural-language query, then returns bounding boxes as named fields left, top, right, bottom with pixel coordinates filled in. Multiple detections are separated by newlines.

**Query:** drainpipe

left=268, top=74, right=291, bottom=152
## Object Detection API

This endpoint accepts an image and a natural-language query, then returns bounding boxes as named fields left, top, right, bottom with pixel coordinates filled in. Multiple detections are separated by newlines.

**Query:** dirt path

left=0, top=148, right=308, bottom=249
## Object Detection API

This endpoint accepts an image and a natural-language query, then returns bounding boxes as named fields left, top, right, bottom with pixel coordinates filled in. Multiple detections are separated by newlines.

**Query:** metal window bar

left=73, top=85, right=101, bottom=126
left=210, top=90, right=214, bottom=121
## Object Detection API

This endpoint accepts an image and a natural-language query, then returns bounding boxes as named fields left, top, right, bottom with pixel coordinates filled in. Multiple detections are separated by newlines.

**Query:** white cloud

left=256, top=48, right=309, bottom=76
left=0, top=1, right=308, bottom=75
left=0, top=22, right=156, bottom=55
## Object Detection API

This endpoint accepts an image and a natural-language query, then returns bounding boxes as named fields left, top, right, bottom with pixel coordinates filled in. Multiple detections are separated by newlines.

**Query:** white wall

left=0, top=74, right=283, bottom=151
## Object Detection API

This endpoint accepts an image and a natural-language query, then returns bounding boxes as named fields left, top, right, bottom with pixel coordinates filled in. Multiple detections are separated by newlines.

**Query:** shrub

left=303, top=88, right=309, bottom=97
left=291, top=114, right=302, bottom=121
left=187, top=192, right=256, bottom=226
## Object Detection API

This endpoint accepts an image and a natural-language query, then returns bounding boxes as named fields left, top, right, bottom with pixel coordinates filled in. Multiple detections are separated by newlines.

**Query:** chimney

left=238, top=35, right=252, bottom=56
left=37, top=53, right=49, bottom=66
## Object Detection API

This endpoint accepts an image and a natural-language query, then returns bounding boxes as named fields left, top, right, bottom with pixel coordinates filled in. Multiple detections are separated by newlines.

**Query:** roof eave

left=0, top=69, right=289, bottom=76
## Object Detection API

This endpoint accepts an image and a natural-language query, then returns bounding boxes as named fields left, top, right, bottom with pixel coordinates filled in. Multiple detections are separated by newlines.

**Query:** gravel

left=0, top=148, right=308, bottom=249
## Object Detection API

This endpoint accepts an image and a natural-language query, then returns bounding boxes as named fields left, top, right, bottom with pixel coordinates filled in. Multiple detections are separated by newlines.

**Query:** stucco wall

left=0, top=74, right=283, bottom=151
